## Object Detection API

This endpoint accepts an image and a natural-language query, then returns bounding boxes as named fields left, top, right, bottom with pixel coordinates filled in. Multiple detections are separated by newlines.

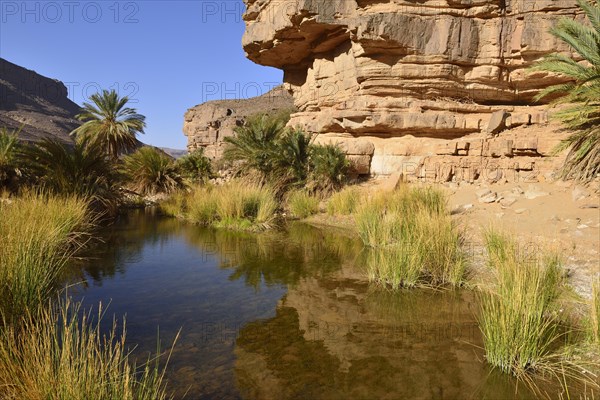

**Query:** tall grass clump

left=159, top=191, right=189, bottom=219
left=478, top=229, right=566, bottom=376
left=0, top=193, right=90, bottom=321
left=0, top=298, right=172, bottom=400
left=356, top=186, right=465, bottom=288
left=326, top=186, right=360, bottom=215
left=161, top=181, right=278, bottom=231
left=287, top=190, right=320, bottom=219
left=592, top=278, right=600, bottom=345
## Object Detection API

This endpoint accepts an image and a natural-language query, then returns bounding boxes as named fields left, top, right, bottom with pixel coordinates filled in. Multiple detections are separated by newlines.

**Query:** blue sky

left=0, top=0, right=283, bottom=149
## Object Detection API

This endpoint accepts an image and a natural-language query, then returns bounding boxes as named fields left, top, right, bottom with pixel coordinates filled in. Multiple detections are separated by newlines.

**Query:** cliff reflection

left=234, top=276, right=538, bottom=400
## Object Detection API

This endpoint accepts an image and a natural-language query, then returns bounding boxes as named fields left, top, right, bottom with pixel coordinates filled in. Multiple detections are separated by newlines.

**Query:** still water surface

left=69, top=210, right=541, bottom=400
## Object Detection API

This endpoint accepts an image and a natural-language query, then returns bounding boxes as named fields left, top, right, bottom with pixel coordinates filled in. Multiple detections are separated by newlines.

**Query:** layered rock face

left=242, top=0, right=580, bottom=181
left=0, top=58, right=81, bottom=143
left=183, top=86, right=294, bottom=158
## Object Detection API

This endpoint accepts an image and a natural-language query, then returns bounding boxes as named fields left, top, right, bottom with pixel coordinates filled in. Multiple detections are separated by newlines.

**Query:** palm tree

left=223, top=112, right=288, bottom=180
left=307, top=144, right=349, bottom=194
left=275, top=127, right=313, bottom=185
left=532, top=0, right=600, bottom=181
left=71, top=89, right=146, bottom=160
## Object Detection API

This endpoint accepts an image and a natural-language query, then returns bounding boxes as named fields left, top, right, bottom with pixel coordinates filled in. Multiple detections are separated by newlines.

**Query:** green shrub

left=274, top=128, right=312, bottom=186
left=0, top=298, right=172, bottom=400
left=223, top=113, right=288, bottom=181
left=20, top=138, right=119, bottom=213
left=122, top=147, right=185, bottom=195
left=223, top=112, right=350, bottom=194
left=308, top=144, right=349, bottom=194
left=0, top=126, right=23, bottom=192
left=327, top=186, right=360, bottom=215
left=287, top=191, right=320, bottom=219
left=177, top=148, right=213, bottom=183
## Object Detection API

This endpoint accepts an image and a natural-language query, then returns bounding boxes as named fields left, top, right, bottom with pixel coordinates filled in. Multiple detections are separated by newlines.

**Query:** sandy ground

left=446, top=180, right=599, bottom=297
left=363, top=177, right=600, bottom=297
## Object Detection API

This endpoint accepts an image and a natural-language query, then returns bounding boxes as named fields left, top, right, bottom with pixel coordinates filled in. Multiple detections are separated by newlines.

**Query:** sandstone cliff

left=242, top=0, right=580, bottom=181
left=0, top=57, right=81, bottom=143
left=183, top=86, right=295, bottom=158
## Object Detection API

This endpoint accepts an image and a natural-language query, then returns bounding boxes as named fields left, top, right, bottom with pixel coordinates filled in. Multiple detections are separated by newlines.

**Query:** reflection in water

left=69, top=210, right=541, bottom=400
left=235, top=282, right=539, bottom=400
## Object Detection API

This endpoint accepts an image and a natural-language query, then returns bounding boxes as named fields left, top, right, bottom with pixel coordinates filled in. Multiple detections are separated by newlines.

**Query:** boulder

left=486, top=111, right=509, bottom=135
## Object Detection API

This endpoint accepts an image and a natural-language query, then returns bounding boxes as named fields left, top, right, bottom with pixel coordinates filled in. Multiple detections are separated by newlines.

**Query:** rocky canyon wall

left=241, top=0, right=580, bottom=182
left=184, top=86, right=294, bottom=159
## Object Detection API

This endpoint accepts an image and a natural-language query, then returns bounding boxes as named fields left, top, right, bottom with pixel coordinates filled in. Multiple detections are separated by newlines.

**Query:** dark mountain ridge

left=0, top=57, right=81, bottom=143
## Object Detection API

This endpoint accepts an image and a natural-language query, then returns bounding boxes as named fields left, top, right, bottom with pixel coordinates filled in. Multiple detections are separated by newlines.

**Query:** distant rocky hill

left=0, top=57, right=81, bottom=143
left=160, top=147, right=188, bottom=159
left=183, top=86, right=295, bottom=159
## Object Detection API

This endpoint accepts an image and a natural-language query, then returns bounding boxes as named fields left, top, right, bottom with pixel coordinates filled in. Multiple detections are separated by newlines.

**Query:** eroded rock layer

left=242, top=0, right=579, bottom=180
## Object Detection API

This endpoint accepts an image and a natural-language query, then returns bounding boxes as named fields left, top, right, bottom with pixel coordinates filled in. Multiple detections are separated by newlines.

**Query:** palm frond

left=531, top=0, right=600, bottom=181
left=122, top=147, right=185, bottom=195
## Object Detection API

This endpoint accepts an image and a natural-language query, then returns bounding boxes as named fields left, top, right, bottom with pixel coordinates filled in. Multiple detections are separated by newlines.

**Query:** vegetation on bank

left=477, top=230, right=600, bottom=397
left=0, top=299, right=172, bottom=400
left=0, top=193, right=90, bottom=321
left=533, top=0, right=600, bottom=181
left=161, top=181, right=278, bottom=231
left=0, top=193, right=172, bottom=399
left=286, top=190, right=320, bottom=219
left=223, top=113, right=349, bottom=194
left=355, top=186, right=466, bottom=288
left=0, top=88, right=175, bottom=399
left=0, top=90, right=213, bottom=209
left=478, top=230, right=565, bottom=376
left=326, top=186, right=360, bottom=216
left=159, top=111, right=350, bottom=232
left=122, top=147, right=185, bottom=196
